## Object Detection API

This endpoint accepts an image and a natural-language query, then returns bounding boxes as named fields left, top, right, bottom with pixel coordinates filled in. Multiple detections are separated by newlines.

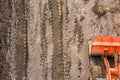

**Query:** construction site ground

left=0, top=0, right=120, bottom=80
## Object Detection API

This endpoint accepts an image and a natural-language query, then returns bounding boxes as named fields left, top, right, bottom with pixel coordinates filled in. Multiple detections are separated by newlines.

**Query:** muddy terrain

left=0, top=0, right=120, bottom=80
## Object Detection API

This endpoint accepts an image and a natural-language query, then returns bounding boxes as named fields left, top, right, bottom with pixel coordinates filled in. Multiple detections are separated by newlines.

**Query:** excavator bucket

left=89, top=36, right=120, bottom=80
left=89, top=36, right=120, bottom=56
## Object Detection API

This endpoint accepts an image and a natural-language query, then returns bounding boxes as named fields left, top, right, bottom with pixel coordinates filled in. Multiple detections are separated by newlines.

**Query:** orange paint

left=90, top=36, right=120, bottom=56
left=90, top=36, right=120, bottom=80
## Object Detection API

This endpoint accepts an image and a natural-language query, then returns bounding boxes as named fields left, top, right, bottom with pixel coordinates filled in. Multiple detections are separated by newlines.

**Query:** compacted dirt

left=0, top=0, right=120, bottom=80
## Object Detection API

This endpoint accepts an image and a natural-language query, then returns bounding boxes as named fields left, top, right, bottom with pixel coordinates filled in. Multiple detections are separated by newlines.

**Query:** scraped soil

left=0, top=0, right=120, bottom=80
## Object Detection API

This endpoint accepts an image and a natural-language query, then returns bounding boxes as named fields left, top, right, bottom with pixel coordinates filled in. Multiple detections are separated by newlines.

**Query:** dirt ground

left=0, top=0, right=120, bottom=80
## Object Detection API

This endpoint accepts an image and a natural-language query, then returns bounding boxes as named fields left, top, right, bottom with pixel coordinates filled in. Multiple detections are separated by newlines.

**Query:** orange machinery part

left=90, top=36, right=120, bottom=56
left=104, top=57, right=117, bottom=80
left=110, top=68, right=116, bottom=75
left=90, top=36, right=120, bottom=80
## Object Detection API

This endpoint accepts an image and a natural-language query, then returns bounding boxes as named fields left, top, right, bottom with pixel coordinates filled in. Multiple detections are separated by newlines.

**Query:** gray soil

left=0, top=0, right=120, bottom=80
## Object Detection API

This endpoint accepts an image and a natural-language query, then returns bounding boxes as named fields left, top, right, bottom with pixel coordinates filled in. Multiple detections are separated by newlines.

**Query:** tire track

left=74, top=17, right=84, bottom=53
left=48, top=0, right=64, bottom=80
left=40, top=4, right=48, bottom=80
left=73, top=17, right=84, bottom=79
left=11, top=0, right=28, bottom=80
left=61, top=1, right=71, bottom=80
left=0, top=1, right=11, bottom=80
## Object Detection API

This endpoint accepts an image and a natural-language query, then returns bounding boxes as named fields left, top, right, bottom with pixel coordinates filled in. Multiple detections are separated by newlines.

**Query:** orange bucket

left=89, top=36, right=120, bottom=56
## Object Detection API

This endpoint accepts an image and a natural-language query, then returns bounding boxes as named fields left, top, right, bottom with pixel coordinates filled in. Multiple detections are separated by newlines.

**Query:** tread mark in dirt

left=61, top=0, right=71, bottom=80
left=0, top=1, right=11, bottom=80
left=11, top=0, right=28, bottom=80
left=74, top=17, right=84, bottom=53
left=48, top=0, right=64, bottom=80
left=40, top=4, right=48, bottom=80
left=74, top=17, right=84, bottom=78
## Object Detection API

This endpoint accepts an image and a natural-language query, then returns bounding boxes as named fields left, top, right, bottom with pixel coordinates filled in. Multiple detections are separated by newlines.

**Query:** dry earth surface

left=0, top=0, right=120, bottom=80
